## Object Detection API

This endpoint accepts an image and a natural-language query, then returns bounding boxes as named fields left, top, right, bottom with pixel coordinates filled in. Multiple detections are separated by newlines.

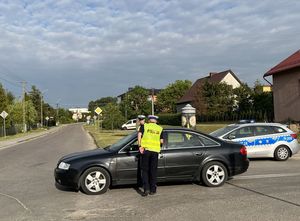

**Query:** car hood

left=59, top=148, right=112, bottom=162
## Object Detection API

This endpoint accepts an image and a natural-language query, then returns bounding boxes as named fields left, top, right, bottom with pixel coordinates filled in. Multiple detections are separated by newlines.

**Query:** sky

left=0, top=0, right=300, bottom=108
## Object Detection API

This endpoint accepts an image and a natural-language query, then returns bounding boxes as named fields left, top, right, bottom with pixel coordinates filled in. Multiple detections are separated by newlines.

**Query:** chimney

left=209, top=72, right=217, bottom=77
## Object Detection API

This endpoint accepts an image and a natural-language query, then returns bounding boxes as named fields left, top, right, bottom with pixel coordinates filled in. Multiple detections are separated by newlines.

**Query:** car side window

left=167, top=132, right=203, bottom=149
left=272, top=126, right=286, bottom=133
left=122, top=140, right=139, bottom=152
left=227, top=126, right=254, bottom=139
left=198, top=135, right=219, bottom=146
left=255, top=126, right=271, bottom=136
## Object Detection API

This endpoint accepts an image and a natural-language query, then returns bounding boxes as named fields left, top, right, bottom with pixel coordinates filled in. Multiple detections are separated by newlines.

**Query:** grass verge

left=0, top=128, right=49, bottom=142
left=84, top=125, right=133, bottom=148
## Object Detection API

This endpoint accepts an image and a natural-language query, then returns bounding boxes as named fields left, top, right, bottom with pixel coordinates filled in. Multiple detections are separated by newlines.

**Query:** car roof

left=163, top=127, right=215, bottom=137
left=228, top=122, right=287, bottom=127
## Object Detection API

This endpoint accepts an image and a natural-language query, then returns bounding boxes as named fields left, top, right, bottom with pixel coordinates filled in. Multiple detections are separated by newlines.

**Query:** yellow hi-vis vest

left=141, top=123, right=163, bottom=153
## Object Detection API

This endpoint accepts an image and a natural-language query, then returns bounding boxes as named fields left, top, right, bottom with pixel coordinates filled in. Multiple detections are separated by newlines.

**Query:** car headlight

left=58, top=162, right=70, bottom=170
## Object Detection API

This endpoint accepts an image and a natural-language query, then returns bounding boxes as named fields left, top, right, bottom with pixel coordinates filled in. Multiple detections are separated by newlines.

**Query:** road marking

left=0, top=192, right=31, bottom=213
left=234, top=172, right=300, bottom=180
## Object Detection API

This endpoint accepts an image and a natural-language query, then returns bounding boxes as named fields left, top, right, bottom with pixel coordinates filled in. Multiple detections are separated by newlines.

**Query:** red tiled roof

left=264, top=50, right=300, bottom=77
left=177, top=70, right=241, bottom=104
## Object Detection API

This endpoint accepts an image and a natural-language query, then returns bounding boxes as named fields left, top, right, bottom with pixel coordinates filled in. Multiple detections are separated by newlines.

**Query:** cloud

left=0, top=0, right=300, bottom=107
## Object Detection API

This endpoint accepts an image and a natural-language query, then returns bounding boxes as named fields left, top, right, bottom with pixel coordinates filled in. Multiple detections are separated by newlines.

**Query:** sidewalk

left=0, top=126, right=63, bottom=150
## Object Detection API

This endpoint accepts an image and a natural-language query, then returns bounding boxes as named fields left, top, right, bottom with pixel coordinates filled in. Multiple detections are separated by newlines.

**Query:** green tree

left=28, top=85, right=42, bottom=122
left=0, top=83, right=8, bottom=127
left=88, top=97, right=117, bottom=114
left=233, top=83, right=253, bottom=113
left=156, top=80, right=192, bottom=113
left=252, top=80, right=274, bottom=121
left=120, top=86, right=151, bottom=119
left=253, top=79, right=264, bottom=94
left=0, top=83, right=8, bottom=112
left=57, top=108, right=72, bottom=124
left=102, top=103, right=125, bottom=130
left=201, top=81, right=235, bottom=116
left=7, top=100, right=37, bottom=130
left=6, top=91, right=15, bottom=106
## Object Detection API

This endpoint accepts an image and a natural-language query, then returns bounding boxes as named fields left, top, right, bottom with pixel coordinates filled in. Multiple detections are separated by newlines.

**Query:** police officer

left=138, top=115, right=163, bottom=197
left=136, top=115, right=146, bottom=188
left=136, top=115, right=146, bottom=131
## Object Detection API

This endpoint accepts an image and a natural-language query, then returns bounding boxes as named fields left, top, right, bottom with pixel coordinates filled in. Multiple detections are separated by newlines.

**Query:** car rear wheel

left=80, top=167, right=110, bottom=195
left=201, top=161, right=228, bottom=187
left=274, top=145, right=290, bottom=161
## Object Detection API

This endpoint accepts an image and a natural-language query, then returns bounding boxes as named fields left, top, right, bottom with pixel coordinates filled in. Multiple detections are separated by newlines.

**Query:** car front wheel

left=80, top=167, right=110, bottom=195
left=274, top=145, right=290, bottom=161
left=201, top=161, right=228, bottom=187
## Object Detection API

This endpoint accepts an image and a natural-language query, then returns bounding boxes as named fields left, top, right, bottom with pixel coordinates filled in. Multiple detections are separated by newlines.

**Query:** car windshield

left=105, top=132, right=137, bottom=152
left=210, top=125, right=239, bottom=137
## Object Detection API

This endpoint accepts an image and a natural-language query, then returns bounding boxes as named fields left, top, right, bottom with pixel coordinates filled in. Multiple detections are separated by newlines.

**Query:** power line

left=0, top=74, right=20, bottom=88
left=0, top=64, right=25, bottom=82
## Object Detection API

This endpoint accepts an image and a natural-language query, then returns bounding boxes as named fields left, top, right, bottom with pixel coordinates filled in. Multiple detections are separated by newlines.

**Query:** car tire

left=274, top=145, right=290, bottom=161
left=201, top=161, right=228, bottom=187
left=80, top=167, right=110, bottom=195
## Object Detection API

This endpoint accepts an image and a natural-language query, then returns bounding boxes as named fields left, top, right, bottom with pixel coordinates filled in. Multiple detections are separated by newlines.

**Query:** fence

left=197, top=111, right=274, bottom=123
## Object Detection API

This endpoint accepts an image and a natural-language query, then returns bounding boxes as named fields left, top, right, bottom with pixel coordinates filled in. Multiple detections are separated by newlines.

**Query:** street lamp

left=41, top=89, right=48, bottom=128
left=56, top=98, right=61, bottom=126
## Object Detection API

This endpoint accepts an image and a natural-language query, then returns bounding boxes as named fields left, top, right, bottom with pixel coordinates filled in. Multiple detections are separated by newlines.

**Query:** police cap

left=148, top=115, right=159, bottom=120
left=137, top=115, right=146, bottom=120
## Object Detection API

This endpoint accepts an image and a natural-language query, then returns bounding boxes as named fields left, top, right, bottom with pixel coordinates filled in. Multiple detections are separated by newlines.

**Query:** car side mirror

left=228, top=134, right=236, bottom=140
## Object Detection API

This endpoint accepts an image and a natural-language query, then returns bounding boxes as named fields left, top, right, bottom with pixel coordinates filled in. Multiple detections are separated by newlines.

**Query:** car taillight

left=240, top=146, right=247, bottom=156
left=291, top=134, right=298, bottom=139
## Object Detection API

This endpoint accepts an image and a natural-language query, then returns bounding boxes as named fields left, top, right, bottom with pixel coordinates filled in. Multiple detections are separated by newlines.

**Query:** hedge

left=157, top=113, right=181, bottom=126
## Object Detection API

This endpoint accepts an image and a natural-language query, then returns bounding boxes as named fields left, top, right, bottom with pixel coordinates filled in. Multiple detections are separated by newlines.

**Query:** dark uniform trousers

left=141, top=150, right=158, bottom=192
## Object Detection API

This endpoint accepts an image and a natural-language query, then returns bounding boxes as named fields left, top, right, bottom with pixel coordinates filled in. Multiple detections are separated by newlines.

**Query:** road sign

left=0, top=111, right=8, bottom=119
left=1, top=111, right=8, bottom=138
left=94, top=107, right=102, bottom=115
left=45, top=116, right=49, bottom=121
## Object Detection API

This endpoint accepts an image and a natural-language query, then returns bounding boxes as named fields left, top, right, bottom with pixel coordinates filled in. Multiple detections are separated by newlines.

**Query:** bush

left=157, top=113, right=181, bottom=126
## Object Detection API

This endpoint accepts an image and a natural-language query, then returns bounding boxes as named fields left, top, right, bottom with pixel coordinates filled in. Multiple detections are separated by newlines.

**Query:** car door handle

left=159, top=154, right=164, bottom=159
left=194, top=153, right=203, bottom=157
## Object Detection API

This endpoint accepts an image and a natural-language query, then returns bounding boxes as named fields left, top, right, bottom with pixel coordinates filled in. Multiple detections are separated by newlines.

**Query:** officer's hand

left=139, top=147, right=145, bottom=154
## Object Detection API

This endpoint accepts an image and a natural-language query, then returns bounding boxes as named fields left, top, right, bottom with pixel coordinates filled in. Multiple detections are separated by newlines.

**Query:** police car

left=210, top=122, right=300, bottom=161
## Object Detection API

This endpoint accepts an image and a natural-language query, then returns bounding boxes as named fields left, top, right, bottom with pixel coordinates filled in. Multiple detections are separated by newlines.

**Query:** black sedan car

left=55, top=128, right=249, bottom=195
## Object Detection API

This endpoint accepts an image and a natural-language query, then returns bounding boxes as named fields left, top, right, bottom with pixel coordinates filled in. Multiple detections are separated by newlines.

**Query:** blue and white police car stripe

left=239, top=135, right=295, bottom=147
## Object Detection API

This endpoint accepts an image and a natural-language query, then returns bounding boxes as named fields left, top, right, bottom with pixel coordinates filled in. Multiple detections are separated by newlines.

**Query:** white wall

left=221, top=73, right=241, bottom=89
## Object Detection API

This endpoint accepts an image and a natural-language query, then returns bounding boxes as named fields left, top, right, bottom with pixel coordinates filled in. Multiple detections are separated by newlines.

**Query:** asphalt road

left=0, top=124, right=299, bottom=221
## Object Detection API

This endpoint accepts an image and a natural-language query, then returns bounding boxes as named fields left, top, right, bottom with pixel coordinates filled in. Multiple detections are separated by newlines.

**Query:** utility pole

left=151, top=88, right=154, bottom=115
left=40, top=89, right=48, bottom=128
left=125, top=92, right=128, bottom=120
left=56, top=103, right=59, bottom=126
left=40, top=94, right=43, bottom=127
left=22, top=81, right=27, bottom=133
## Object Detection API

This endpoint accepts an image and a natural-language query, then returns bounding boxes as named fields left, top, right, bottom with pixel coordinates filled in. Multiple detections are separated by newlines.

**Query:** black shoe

left=149, top=191, right=156, bottom=195
left=141, top=191, right=149, bottom=197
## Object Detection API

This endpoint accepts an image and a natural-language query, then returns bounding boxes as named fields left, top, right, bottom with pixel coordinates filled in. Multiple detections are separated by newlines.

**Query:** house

left=117, top=88, right=161, bottom=104
left=263, top=49, right=300, bottom=122
left=177, top=70, right=242, bottom=112
left=262, top=85, right=272, bottom=92
left=69, top=108, right=90, bottom=121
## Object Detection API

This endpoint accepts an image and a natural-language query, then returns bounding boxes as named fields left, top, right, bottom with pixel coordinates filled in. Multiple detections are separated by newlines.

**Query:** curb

left=0, top=126, right=64, bottom=151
